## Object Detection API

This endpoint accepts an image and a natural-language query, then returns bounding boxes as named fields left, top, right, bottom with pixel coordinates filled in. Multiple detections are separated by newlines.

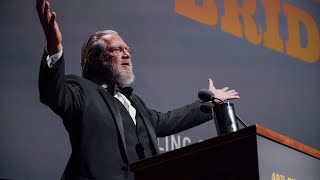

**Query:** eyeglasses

left=107, top=46, right=132, bottom=56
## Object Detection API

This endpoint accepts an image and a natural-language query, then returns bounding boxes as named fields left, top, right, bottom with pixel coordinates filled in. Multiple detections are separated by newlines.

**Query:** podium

left=131, top=125, right=320, bottom=180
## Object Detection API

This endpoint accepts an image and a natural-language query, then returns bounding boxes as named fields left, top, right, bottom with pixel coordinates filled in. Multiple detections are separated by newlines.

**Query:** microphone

left=198, top=89, right=248, bottom=135
left=200, top=102, right=215, bottom=113
left=198, top=89, right=240, bottom=135
left=214, top=102, right=239, bottom=135
left=198, top=89, right=224, bottom=103
left=198, top=89, right=214, bottom=102
left=200, top=101, right=247, bottom=127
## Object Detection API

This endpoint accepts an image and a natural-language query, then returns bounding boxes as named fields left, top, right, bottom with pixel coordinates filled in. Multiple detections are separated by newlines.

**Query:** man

left=36, top=0, right=240, bottom=179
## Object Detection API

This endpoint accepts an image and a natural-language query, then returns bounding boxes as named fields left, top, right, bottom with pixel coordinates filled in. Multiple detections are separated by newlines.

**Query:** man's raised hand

left=208, top=78, right=240, bottom=102
left=36, top=0, right=62, bottom=55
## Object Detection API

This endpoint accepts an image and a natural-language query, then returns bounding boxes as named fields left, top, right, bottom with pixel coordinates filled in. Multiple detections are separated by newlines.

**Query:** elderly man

left=36, top=0, right=240, bottom=180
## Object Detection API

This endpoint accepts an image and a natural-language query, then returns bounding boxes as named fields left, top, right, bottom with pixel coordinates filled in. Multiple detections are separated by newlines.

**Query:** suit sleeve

left=135, top=96, right=213, bottom=137
left=38, top=50, right=83, bottom=122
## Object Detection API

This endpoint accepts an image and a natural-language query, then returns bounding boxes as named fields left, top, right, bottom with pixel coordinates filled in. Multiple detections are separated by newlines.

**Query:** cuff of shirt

left=46, top=49, right=63, bottom=68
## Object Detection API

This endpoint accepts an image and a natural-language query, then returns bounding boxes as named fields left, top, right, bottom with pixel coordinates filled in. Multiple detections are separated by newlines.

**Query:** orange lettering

left=284, top=3, right=320, bottom=63
left=262, top=0, right=284, bottom=53
left=175, top=0, right=218, bottom=26
left=221, top=0, right=262, bottom=45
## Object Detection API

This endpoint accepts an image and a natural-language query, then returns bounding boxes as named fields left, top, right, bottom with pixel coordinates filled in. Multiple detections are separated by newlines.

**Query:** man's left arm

left=142, top=78, right=240, bottom=137
left=149, top=100, right=213, bottom=137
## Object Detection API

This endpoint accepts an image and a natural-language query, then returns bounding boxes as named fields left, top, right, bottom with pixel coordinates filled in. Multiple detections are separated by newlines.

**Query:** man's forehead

left=102, top=34, right=127, bottom=46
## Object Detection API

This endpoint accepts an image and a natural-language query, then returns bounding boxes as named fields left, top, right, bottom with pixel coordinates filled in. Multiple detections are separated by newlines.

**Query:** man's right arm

left=37, top=0, right=82, bottom=120
left=39, top=49, right=83, bottom=121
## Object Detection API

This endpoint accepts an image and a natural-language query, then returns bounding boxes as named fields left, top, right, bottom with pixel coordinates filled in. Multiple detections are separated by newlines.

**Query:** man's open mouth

left=121, top=62, right=130, bottom=66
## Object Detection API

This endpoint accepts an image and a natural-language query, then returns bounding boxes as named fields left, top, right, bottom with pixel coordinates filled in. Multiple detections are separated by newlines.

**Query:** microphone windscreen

left=200, top=102, right=215, bottom=113
left=198, top=89, right=214, bottom=102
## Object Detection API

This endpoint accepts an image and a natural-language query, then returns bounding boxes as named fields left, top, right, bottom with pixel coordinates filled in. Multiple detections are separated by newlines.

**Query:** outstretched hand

left=36, top=0, right=62, bottom=55
left=208, top=78, right=240, bottom=102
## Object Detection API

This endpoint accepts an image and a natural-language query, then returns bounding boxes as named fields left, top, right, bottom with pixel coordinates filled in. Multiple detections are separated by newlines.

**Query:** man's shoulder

left=131, top=94, right=142, bottom=101
left=66, top=74, right=84, bottom=81
left=130, top=94, right=148, bottom=108
left=65, top=74, right=98, bottom=88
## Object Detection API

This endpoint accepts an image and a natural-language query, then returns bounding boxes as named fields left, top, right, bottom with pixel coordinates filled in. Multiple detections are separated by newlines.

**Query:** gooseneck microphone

left=198, top=89, right=224, bottom=103
left=198, top=89, right=247, bottom=135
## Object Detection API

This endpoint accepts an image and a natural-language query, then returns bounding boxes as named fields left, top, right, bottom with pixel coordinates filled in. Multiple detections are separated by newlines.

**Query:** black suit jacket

left=39, top=51, right=212, bottom=180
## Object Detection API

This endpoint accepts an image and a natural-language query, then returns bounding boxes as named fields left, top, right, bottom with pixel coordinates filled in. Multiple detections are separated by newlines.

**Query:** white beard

left=108, top=63, right=135, bottom=87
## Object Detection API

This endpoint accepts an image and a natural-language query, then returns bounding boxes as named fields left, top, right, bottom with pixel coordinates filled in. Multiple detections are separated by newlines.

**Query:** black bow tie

left=103, top=84, right=133, bottom=97
left=118, top=86, right=133, bottom=97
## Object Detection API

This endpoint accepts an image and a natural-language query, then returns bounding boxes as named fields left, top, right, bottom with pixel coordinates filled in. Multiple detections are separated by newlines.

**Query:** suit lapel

left=130, top=95, right=160, bottom=155
left=98, top=87, right=129, bottom=163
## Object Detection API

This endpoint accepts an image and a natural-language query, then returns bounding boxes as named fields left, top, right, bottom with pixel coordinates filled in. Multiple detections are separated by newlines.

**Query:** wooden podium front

left=131, top=125, right=320, bottom=180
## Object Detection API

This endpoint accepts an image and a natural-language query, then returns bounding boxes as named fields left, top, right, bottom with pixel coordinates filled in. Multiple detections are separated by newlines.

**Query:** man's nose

left=123, top=49, right=131, bottom=58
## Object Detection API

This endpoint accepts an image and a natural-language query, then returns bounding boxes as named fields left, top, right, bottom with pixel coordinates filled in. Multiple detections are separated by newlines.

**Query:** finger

left=222, top=87, right=229, bottom=91
left=227, top=92, right=238, bottom=96
left=227, top=90, right=238, bottom=95
left=49, top=12, right=56, bottom=26
left=36, top=0, right=45, bottom=14
left=37, top=0, right=46, bottom=22
left=44, top=1, right=52, bottom=23
left=228, top=95, right=240, bottom=100
left=208, top=78, right=213, bottom=88
left=229, top=93, right=239, bottom=97
left=208, top=78, right=217, bottom=92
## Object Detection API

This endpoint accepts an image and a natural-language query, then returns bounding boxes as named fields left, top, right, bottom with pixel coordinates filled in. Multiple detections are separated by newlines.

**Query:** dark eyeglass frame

left=107, top=46, right=132, bottom=56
